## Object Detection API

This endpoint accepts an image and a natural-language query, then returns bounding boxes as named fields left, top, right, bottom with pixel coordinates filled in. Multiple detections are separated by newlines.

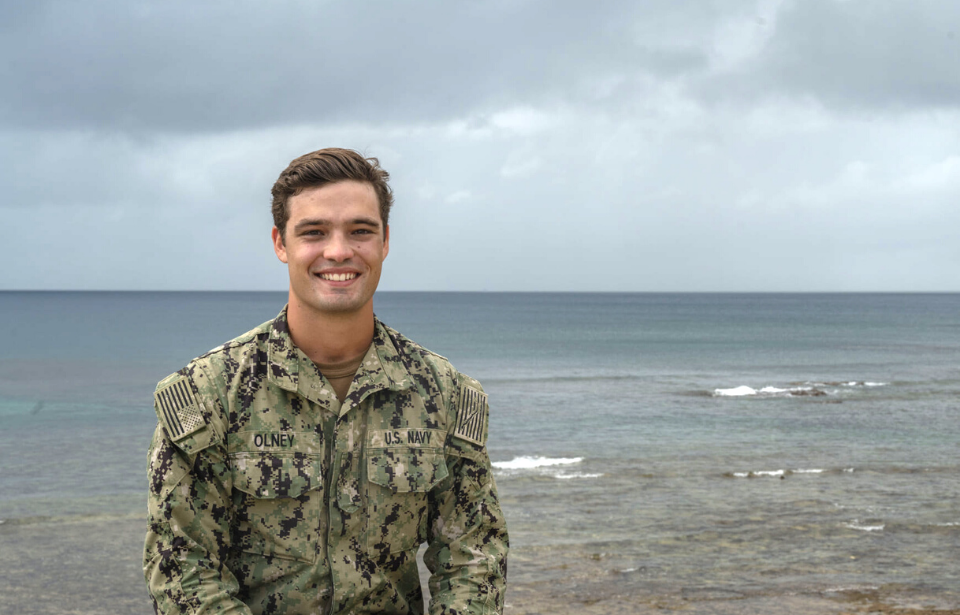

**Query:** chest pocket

left=365, top=447, right=449, bottom=557
left=230, top=451, right=325, bottom=563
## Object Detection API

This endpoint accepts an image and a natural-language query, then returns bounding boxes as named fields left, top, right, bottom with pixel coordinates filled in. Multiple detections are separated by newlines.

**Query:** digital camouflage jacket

left=143, top=309, right=508, bottom=614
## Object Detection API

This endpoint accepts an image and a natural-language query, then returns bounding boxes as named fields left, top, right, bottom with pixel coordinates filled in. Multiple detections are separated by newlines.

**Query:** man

left=144, top=148, right=508, bottom=614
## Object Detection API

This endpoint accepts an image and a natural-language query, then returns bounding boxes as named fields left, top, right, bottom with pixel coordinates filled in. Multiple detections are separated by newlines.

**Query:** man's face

left=272, top=180, right=389, bottom=317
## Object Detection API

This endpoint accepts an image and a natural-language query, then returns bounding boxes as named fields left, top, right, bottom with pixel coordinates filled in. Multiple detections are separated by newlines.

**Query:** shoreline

left=2, top=514, right=957, bottom=615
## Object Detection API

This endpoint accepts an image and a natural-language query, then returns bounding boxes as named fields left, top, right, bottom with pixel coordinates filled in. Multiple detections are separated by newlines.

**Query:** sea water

left=1, top=292, right=958, bottom=611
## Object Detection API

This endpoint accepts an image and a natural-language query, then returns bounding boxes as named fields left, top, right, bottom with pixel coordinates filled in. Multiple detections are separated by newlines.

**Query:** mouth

left=316, top=272, right=359, bottom=282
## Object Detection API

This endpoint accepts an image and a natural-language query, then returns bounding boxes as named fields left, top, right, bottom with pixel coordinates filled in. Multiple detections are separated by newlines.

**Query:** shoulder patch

left=154, top=376, right=206, bottom=441
left=454, top=383, right=488, bottom=446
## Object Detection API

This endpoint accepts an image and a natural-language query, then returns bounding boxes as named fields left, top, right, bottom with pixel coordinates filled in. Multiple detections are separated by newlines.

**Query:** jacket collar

left=357, top=316, right=412, bottom=394
left=267, top=307, right=412, bottom=408
left=266, top=308, right=300, bottom=392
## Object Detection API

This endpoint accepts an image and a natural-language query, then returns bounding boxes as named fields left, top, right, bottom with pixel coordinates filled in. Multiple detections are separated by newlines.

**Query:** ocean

left=1, top=291, right=958, bottom=614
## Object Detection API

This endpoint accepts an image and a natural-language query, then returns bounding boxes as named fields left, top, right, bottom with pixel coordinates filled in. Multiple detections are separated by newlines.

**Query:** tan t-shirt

left=315, top=352, right=366, bottom=403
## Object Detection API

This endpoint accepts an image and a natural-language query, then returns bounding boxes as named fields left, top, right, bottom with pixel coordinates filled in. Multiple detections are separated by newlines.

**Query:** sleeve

left=143, top=373, right=252, bottom=615
left=423, top=375, right=509, bottom=615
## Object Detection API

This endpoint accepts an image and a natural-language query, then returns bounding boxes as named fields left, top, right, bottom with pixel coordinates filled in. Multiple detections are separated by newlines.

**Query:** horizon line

left=1, top=289, right=959, bottom=295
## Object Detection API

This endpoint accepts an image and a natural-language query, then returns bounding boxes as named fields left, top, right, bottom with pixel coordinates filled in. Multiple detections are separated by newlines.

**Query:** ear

left=272, top=227, right=288, bottom=263
left=382, top=224, right=390, bottom=260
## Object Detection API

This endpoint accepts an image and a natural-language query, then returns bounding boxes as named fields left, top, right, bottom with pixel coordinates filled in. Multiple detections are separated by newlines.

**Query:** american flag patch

left=154, top=377, right=205, bottom=441
left=454, top=384, right=487, bottom=446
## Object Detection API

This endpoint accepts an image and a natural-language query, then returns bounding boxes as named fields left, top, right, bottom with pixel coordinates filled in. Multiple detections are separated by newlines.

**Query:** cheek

left=361, top=245, right=386, bottom=264
left=291, top=246, right=322, bottom=268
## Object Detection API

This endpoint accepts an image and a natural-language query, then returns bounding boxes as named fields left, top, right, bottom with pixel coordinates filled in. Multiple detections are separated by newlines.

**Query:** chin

left=311, top=295, right=369, bottom=314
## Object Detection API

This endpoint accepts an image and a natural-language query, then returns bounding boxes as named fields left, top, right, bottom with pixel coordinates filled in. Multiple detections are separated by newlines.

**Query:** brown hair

left=271, top=148, right=393, bottom=240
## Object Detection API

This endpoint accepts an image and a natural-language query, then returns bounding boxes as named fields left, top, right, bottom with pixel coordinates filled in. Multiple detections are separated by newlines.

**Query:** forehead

left=287, top=180, right=379, bottom=222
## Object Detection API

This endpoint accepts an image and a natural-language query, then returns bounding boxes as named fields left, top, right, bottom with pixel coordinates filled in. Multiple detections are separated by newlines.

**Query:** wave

left=837, top=519, right=960, bottom=533
left=726, top=467, right=848, bottom=478
left=713, top=385, right=828, bottom=397
left=555, top=472, right=604, bottom=480
left=713, top=385, right=758, bottom=397
left=492, top=456, right=604, bottom=480
left=483, top=374, right=646, bottom=385
left=492, top=456, right=583, bottom=470
left=794, top=380, right=890, bottom=387
left=824, top=584, right=880, bottom=594
left=732, top=469, right=785, bottom=478
left=712, top=380, right=888, bottom=398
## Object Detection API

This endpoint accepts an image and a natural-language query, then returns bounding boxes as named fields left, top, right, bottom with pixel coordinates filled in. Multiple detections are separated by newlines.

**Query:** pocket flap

left=367, top=449, right=449, bottom=493
left=231, top=452, right=319, bottom=498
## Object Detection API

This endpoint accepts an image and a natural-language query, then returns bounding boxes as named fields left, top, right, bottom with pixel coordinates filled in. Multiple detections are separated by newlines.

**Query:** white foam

left=839, top=381, right=887, bottom=387
left=759, top=386, right=791, bottom=394
left=824, top=584, right=879, bottom=593
left=733, top=467, right=836, bottom=478
left=492, top=456, right=583, bottom=470
left=843, top=468, right=855, bottom=473
left=555, top=472, right=603, bottom=480
left=845, top=521, right=884, bottom=532
left=713, top=384, right=828, bottom=397
left=714, top=385, right=756, bottom=396
left=732, top=469, right=784, bottom=478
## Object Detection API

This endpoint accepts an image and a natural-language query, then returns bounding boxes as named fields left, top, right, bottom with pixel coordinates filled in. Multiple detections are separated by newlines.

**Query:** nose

left=323, top=231, right=354, bottom=262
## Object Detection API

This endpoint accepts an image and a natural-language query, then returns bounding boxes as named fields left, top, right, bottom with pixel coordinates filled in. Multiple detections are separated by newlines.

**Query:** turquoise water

left=1, top=292, right=958, bottom=607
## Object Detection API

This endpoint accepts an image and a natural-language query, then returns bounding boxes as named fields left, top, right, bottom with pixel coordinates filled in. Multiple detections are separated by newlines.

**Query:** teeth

left=321, top=273, right=357, bottom=281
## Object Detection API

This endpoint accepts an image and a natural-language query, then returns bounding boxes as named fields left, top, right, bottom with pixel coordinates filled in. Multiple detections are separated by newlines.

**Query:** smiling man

left=144, top=148, right=508, bottom=614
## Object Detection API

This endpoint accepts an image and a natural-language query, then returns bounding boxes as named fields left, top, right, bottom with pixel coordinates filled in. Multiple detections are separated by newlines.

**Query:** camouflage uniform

left=144, top=308, right=508, bottom=614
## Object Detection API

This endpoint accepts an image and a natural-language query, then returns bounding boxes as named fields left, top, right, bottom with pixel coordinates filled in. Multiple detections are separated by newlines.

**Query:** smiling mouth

left=318, top=272, right=359, bottom=281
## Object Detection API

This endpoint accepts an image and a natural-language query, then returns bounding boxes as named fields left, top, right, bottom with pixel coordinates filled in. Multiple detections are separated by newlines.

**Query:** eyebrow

left=293, top=217, right=381, bottom=232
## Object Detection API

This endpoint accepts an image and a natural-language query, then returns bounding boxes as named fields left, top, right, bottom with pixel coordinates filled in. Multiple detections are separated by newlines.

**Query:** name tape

left=369, top=428, right=445, bottom=448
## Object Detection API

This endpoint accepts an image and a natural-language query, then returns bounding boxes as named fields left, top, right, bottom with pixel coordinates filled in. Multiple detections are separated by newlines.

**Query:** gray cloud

left=700, top=0, right=960, bottom=110
left=1, top=0, right=707, bottom=133
left=6, top=0, right=957, bottom=135
left=2, top=0, right=958, bottom=291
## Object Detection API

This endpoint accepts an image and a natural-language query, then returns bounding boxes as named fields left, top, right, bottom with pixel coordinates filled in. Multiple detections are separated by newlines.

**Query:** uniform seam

left=194, top=321, right=271, bottom=361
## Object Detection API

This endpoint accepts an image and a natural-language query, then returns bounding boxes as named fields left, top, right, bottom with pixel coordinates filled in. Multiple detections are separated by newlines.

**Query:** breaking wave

left=493, top=456, right=583, bottom=470
left=726, top=467, right=853, bottom=478
left=555, top=472, right=604, bottom=480
left=713, top=381, right=888, bottom=397
left=493, top=456, right=603, bottom=480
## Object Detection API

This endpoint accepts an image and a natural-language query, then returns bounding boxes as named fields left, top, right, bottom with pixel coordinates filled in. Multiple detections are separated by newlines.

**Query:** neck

left=285, top=295, right=375, bottom=365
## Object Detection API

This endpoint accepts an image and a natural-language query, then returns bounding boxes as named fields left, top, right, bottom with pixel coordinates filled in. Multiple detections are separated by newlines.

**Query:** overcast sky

left=2, top=0, right=958, bottom=291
